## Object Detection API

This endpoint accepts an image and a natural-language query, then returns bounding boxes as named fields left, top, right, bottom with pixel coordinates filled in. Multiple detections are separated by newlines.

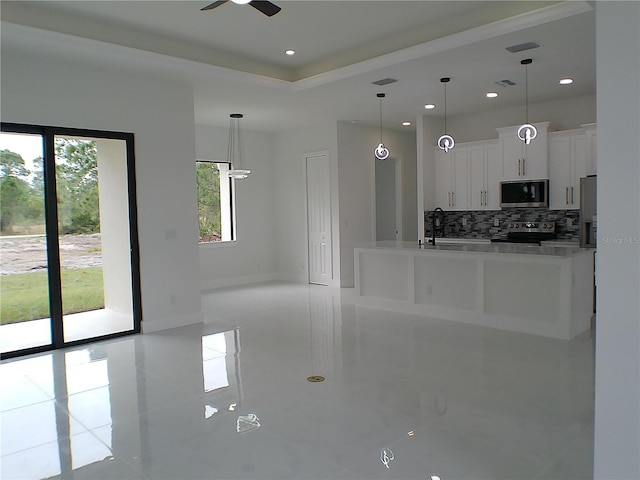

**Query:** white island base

left=354, top=242, right=595, bottom=340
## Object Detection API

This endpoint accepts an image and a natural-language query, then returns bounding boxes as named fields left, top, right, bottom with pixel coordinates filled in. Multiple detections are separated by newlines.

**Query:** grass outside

left=0, top=267, right=104, bottom=325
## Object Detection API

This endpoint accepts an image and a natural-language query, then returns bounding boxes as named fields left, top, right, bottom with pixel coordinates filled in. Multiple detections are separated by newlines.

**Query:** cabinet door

left=468, top=145, right=486, bottom=210
left=484, top=143, right=501, bottom=210
left=498, top=122, right=549, bottom=180
left=521, top=126, right=548, bottom=179
left=434, top=149, right=453, bottom=209
left=549, top=135, right=572, bottom=209
left=451, top=148, right=469, bottom=210
left=571, top=135, right=587, bottom=206
left=501, top=134, right=523, bottom=179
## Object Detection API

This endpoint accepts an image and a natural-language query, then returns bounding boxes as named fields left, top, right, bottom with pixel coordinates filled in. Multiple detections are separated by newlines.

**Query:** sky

left=0, top=132, right=44, bottom=175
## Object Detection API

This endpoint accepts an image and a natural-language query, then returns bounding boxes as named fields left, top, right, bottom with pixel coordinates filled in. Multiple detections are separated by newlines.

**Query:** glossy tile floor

left=0, top=282, right=595, bottom=479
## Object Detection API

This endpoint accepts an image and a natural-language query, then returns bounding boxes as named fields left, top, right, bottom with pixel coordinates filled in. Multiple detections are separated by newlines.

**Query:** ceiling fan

left=201, top=0, right=281, bottom=17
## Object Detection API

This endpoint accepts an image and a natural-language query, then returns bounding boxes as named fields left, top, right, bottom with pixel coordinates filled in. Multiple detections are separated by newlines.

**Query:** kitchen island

left=354, top=241, right=595, bottom=340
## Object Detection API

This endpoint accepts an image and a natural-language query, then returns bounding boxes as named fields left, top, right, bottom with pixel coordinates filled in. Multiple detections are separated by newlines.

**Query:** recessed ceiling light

left=486, top=92, right=499, bottom=98
left=559, top=78, right=574, bottom=85
left=424, top=104, right=436, bottom=110
left=402, top=121, right=412, bottom=126
left=285, top=49, right=295, bottom=56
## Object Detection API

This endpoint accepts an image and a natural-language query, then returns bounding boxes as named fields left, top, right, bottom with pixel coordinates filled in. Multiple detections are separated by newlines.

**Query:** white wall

left=594, top=2, right=640, bottom=478
left=195, top=125, right=277, bottom=290
left=1, top=49, right=203, bottom=332
left=446, top=94, right=596, bottom=143
left=273, top=123, right=339, bottom=285
left=336, top=121, right=416, bottom=287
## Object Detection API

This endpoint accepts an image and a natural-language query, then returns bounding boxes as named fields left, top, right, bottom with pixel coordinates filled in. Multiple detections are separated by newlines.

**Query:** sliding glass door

left=0, top=131, right=53, bottom=352
left=0, top=124, right=141, bottom=358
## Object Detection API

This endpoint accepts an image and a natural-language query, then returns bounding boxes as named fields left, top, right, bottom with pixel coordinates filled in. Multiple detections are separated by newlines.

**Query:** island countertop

left=357, top=240, right=593, bottom=258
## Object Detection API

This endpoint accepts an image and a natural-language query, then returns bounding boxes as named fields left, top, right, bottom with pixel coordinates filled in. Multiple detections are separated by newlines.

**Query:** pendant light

left=227, top=113, right=250, bottom=179
left=373, top=93, right=390, bottom=161
left=517, top=58, right=537, bottom=145
left=437, top=77, right=455, bottom=153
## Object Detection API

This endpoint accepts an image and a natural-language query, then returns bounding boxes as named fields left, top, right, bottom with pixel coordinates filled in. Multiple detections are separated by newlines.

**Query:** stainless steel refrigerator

left=580, top=175, right=597, bottom=248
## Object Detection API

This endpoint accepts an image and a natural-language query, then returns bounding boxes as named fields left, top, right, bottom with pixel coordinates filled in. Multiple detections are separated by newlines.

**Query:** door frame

left=0, top=122, right=142, bottom=359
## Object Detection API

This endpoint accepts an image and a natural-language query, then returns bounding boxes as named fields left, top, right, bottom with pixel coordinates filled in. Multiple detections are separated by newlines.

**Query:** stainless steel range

left=491, top=221, right=557, bottom=245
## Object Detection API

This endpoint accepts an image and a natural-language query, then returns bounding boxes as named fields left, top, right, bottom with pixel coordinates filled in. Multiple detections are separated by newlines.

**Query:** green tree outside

left=196, top=161, right=222, bottom=239
left=1, top=149, right=32, bottom=233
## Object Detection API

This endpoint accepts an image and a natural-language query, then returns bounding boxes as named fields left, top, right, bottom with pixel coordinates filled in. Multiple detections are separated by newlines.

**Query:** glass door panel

left=54, top=136, right=134, bottom=343
left=0, top=132, right=53, bottom=353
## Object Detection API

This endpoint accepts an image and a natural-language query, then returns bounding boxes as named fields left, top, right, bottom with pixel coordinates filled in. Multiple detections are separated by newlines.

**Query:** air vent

left=505, top=42, right=540, bottom=53
left=494, top=79, right=517, bottom=87
left=372, top=78, right=398, bottom=86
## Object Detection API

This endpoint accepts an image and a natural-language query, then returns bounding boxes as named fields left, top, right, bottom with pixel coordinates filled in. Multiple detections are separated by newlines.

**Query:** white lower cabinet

left=549, top=130, right=587, bottom=209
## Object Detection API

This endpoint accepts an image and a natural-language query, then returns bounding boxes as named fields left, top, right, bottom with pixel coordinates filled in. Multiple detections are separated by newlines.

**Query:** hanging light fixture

left=227, top=113, right=250, bottom=179
left=517, top=58, right=537, bottom=145
left=373, top=93, right=390, bottom=161
left=437, top=77, right=455, bottom=153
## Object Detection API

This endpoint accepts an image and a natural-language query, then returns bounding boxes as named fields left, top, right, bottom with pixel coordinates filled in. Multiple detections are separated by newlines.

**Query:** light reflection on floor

left=0, top=281, right=594, bottom=479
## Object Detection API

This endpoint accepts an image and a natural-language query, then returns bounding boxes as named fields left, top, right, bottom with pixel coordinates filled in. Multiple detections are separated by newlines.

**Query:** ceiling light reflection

left=285, top=49, right=295, bottom=56
left=237, top=413, right=261, bottom=434
left=402, top=121, right=411, bottom=126
left=559, top=78, right=574, bottom=85
left=380, top=448, right=395, bottom=468
left=486, top=92, right=499, bottom=98
left=424, top=104, right=436, bottom=110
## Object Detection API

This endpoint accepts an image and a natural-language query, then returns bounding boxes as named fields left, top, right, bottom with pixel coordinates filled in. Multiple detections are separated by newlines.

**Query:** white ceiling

left=1, top=1, right=596, bottom=132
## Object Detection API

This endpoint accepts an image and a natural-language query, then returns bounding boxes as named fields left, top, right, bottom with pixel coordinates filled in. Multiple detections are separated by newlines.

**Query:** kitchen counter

left=354, top=242, right=594, bottom=340
left=369, top=240, right=591, bottom=258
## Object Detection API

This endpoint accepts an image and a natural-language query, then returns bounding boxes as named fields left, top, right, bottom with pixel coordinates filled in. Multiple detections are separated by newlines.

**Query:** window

left=196, top=161, right=234, bottom=243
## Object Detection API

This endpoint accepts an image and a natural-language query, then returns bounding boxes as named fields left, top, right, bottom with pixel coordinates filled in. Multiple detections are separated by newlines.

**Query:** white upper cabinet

left=435, top=140, right=499, bottom=211
left=582, top=123, right=597, bottom=175
left=549, top=129, right=589, bottom=209
left=497, top=122, right=550, bottom=180
left=469, top=141, right=501, bottom=210
left=434, top=148, right=469, bottom=211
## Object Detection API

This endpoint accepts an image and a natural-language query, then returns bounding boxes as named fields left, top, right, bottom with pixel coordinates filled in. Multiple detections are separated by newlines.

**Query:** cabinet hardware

left=452, top=192, right=455, bottom=206
left=565, top=187, right=569, bottom=205
left=571, top=187, right=574, bottom=204
left=522, top=158, right=526, bottom=176
left=518, top=159, right=521, bottom=176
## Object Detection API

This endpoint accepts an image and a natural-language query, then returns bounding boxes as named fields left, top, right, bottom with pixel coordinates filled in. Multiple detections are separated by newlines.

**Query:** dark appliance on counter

left=491, top=221, right=557, bottom=245
left=500, top=179, right=549, bottom=208
left=579, top=175, right=597, bottom=248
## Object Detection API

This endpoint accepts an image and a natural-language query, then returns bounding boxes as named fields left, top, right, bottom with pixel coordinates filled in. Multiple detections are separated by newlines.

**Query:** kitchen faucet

left=430, top=207, right=445, bottom=245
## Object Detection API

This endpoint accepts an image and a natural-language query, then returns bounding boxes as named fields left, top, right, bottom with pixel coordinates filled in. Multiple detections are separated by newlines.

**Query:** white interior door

left=306, top=154, right=332, bottom=285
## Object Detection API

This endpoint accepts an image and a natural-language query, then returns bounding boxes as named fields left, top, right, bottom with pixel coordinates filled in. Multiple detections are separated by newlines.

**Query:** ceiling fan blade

left=249, top=1, right=281, bottom=17
left=201, top=0, right=228, bottom=11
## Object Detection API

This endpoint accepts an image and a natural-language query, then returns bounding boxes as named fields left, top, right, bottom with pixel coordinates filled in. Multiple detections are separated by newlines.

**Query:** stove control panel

left=506, top=221, right=556, bottom=233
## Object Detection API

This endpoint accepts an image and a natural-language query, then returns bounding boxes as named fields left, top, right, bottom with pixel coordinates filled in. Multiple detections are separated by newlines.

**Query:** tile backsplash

left=424, top=209, right=580, bottom=240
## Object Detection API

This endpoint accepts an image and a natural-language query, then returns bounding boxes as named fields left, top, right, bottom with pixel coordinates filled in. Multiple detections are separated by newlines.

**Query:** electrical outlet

left=494, top=218, right=500, bottom=227
left=567, top=218, right=573, bottom=227
left=462, top=218, right=468, bottom=226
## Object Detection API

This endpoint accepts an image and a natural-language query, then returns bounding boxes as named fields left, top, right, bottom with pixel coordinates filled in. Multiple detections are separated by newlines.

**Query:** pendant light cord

left=444, top=82, right=447, bottom=133
left=379, top=96, right=383, bottom=142
left=525, top=63, right=529, bottom=123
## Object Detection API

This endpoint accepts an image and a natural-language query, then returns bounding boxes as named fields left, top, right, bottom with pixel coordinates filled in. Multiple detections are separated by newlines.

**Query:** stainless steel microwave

left=500, top=179, right=549, bottom=208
